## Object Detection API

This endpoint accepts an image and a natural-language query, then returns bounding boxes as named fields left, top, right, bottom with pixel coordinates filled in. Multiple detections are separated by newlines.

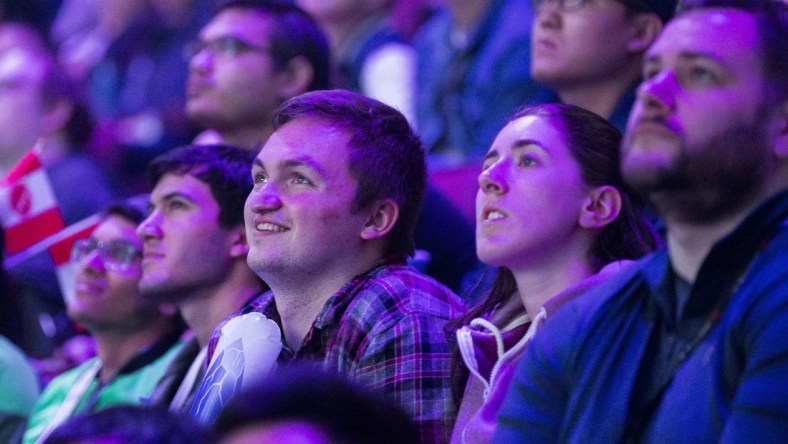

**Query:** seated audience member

left=531, top=0, right=676, bottom=131
left=0, top=228, right=42, bottom=444
left=448, top=104, right=658, bottom=443
left=235, top=90, right=464, bottom=443
left=187, top=0, right=477, bottom=293
left=186, top=0, right=331, bottom=148
left=23, top=196, right=185, bottom=444
left=138, top=145, right=269, bottom=415
left=414, top=0, right=541, bottom=161
left=493, top=1, right=788, bottom=442
left=212, top=367, right=418, bottom=444
left=0, top=22, right=120, bottom=358
left=0, top=336, right=39, bottom=444
left=42, top=405, right=204, bottom=444
left=298, top=0, right=417, bottom=122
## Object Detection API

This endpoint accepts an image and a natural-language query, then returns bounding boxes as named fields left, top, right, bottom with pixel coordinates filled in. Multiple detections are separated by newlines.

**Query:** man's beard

left=623, top=117, right=772, bottom=224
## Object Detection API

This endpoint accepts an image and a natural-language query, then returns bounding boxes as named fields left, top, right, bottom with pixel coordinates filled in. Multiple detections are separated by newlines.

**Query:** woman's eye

left=254, top=173, right=267, bottom=184
left=518, top=155, right=538, bottom=167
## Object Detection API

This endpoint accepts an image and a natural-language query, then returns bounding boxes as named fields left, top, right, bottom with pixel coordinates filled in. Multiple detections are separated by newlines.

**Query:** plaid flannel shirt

left=208, top=257, right=464, bottom=444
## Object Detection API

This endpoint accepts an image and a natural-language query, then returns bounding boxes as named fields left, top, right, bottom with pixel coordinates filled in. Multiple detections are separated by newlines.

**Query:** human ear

left=578, top=185, right=622, bottom=229
left=40, top=98, right=73, bottom=135
left=228, top=225, right=250, bottom=258
left=360, top=199, right=399, bottom=240
left=158, top=303, right=179, bottom=317
left=276, top=56, right=314, bottom=100
left=626, top=13, right=663, bottom=53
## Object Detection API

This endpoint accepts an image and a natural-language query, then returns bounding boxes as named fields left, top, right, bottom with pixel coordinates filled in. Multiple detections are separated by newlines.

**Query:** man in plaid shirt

left=232, top=90, right=464, bottom=443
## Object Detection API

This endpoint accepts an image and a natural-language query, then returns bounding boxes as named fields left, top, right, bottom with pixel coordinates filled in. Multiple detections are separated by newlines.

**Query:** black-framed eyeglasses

left=71, top=238, right=142, bottom=272
left=183, top=36, right=270, bottom=60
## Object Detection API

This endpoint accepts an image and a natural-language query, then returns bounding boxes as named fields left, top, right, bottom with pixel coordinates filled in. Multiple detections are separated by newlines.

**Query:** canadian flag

left=1, top=146, right=99, bottom=302
left=0, top=147, right=66, bottom=256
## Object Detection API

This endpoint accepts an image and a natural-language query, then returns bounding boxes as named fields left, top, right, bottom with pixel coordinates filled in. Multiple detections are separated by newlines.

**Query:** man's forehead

left=202, top=7, right=272, bottom=42
left=649, top=9, right=759, bottom=65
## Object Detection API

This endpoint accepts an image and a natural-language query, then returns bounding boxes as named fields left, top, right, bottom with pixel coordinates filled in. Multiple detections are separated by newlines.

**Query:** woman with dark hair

left=449, top=103, right=659, bottom=443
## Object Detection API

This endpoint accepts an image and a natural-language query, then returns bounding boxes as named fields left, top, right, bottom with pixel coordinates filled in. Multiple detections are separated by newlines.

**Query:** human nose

left=79, top=248, right=106, bottom=273
left=246, top=181, right=282, bottom=214
left=478, top=160, right=508, bottom=196
left=189, top=45, right=213, bottom=73
left=637, top=69, right=678, bottom=114
left=136, top=210, right=162, bottom=240
left=534, top=0, right=561, bottom=26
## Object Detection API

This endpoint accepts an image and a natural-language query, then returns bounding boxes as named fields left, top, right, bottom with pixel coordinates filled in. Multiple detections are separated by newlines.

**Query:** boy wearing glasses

left=185, top=0, right=331, bottom=148
left=531, top=0, right=676, bottom=131
left=23, top=196, right=185, bottom=444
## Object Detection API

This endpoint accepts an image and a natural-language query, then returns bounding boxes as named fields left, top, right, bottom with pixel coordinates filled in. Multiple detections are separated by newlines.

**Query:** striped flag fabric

left=0, top=147, right=66, bottom=256
left=0, top=145, right=99, bottom=302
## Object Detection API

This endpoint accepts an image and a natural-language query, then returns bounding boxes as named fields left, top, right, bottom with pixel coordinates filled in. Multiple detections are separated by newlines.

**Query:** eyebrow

left=512, top=138, right=551, bottom=156
left=254, top=155, right=329, bottom=178
left=646, top=50, right=728, bottom=68
left=157, top=191, right=196, bottom=205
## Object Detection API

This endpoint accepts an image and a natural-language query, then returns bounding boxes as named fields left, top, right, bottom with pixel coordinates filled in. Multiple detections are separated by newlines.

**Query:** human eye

left=166, top=198, right=187, bottom=212
left=642, top=59, right=661, bottom=81
left=677, top=60, right=724, bottom=88
left=107, top=240, right=138, bottom=261
left=517, top=154, right=539, bottom=167
left=688, top=65, right=720, bottom=85
left=215, top=36, right=245, bottom=57
left=481, top=154, right=498, bottom=172
left=253, top=170, right=268, bottom=186
left=291, top=172, right=313, bottom=186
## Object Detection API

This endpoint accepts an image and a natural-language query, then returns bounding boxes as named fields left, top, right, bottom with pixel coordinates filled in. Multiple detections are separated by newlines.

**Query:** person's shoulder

left=547, top=253, right=658, bottom=332
left=354, top=264, right=464, bottom=319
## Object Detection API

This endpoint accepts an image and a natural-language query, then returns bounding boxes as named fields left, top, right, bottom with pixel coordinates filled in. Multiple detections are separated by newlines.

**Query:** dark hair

left=0, top=22, right=94, bottom=148
left=448, top=103, right=659, bottom=400
left=212, top=366, right=419, bottom=444
left=148, top=144, right=255, bottom=228
left=214, top=0, right=332, bottom=91
left=43, top=405, right=205, bottom=444
left=273, top=90, right=427, bottom=257
left=623, top=0, right=678, bottom=23
left=677, top=0, right=788, bottom=104
left=104, top=194, right=150, bottom=226
left=0, top=227, right=23, bottom=346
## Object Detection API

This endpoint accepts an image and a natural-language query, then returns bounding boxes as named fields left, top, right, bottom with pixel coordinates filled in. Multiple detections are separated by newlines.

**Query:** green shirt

left=23, top=338, right=183, bottom=444
left=0, top=336, right=39, bottom=443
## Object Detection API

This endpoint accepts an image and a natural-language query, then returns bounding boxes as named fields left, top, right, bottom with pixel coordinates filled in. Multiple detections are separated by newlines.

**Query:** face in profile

left=531, top=0, right=639, bottom=88
left=476, top=114, right=592, bottom=271
left=69, top=215, right=157, bottom=332
left=186, top=7, right=283, bottom=133
left=0, top=45, right=49, bottom=156
left=244, top=118, right=369, bottom=281
left=622, top=9, right=774, bottom=221
left=137, top=173, right=239, bottom=302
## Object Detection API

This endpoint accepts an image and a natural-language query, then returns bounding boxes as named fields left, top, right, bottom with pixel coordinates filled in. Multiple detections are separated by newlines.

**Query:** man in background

left=494, top=1, right=788, bottom=441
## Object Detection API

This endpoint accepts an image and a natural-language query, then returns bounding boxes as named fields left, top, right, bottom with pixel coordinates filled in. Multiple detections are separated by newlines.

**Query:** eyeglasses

left=183, top=36, right=270, bottom=60
left=71, top=238, right=142, bottom=272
